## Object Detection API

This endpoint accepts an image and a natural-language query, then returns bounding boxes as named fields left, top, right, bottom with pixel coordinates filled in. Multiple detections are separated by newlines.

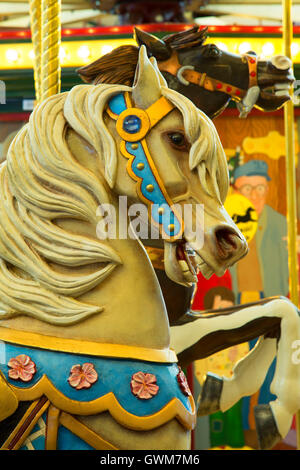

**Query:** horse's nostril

left=271, top=55, right=292, bottom=71
left=214, top=227, right=239, bottom=259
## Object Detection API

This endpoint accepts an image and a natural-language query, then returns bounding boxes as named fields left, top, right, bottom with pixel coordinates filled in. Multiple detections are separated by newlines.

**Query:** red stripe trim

left=7, top=397, right=48, bottom=450
left=0, top=112, right=30, bottom=122
left=0, top=24, right=297, bottom=41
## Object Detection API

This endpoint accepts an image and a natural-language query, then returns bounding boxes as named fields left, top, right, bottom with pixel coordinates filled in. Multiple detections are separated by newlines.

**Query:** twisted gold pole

left=29, top=0, right=42, bottom=103
left=282, top=0, right=300, bottom=450
left=41, top=0, right=61, bottom=101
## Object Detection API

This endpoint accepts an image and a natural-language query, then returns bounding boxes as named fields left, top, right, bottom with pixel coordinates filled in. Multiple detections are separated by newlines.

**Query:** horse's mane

left=0, top=83, right=130, bottom=326
left=77, top=26, right=208, bottom=86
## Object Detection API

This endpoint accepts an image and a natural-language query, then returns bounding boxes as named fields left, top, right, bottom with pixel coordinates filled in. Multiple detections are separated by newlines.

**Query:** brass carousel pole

left=282, top=0, right=300, bottom=449
left=40, top=0, right=61, bottom=101
left=29, top=0, right=42, bottom=103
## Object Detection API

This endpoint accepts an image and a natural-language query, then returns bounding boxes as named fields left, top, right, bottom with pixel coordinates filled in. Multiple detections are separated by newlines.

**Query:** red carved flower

left=8, top=354, right=36, bottom=382
left=130, top=371, right=159, bottom=400
left=177, top=367, right=191, bottom=397
left=68, top=363, right=98, bottom=390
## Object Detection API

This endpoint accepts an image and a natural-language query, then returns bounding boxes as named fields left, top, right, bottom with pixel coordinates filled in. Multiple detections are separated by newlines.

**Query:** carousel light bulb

left=291, top=42, right=300, bottom=57
left=6, top=49, right=19, bottom=63
left=29, top=49, right=35, bottom=60
left=262, top=42, right=275, bottom=57
left=77, top=45, right=90, bottom=59
left=216, top=42, right=228, bottom=52
left=101, top=45, right=113, bottom=55
left=238, top=42, right=252, bottom=55
left=59, top=46, right=67, bottom=62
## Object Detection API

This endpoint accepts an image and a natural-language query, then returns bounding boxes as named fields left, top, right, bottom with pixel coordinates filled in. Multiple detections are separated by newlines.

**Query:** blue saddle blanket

left=0, top=341, right=192, bottom=418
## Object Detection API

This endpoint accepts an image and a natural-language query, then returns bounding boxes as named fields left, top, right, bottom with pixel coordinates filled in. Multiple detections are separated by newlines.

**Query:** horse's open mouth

left=260, top=82, right=291, bottom=101
left=164, top=240, right=214, bottom=286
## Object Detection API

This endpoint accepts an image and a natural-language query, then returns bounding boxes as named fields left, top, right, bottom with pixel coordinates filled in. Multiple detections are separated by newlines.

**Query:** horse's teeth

left=274, top=82, right=291, bottom=90
left=275, top=89, right=290, bottom=97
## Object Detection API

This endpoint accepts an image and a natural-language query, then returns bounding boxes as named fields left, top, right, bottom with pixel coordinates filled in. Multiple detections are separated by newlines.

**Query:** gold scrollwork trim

left=0, top=326, right=177, bottom=363
left=11, top=375, right=196, bottom=432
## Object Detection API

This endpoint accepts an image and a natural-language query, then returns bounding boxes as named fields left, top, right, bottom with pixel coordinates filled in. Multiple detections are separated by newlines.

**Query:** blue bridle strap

left=107, top=92, right=184, bottom=241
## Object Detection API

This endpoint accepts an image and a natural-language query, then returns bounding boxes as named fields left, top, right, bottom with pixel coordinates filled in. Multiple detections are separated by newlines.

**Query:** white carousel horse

left=0, top=46, right=244, bottom=450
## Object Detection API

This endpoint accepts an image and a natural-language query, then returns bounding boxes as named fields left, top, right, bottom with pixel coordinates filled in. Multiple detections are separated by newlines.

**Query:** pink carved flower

left=8, top=354, right=36, bottom=382
left=130, top=371, right=159, bottom=400
left=68, top=363, right=98, bottom=390
left=177, top=367, right=191, bottom=397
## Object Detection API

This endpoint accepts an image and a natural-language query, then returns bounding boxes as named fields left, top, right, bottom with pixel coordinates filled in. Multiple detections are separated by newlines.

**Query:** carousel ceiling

left=0, top=0, right=300, bottom=30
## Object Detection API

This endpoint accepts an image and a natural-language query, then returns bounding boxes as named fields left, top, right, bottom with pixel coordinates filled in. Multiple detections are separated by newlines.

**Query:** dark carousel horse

left=78, top=26, right=294, bottom=120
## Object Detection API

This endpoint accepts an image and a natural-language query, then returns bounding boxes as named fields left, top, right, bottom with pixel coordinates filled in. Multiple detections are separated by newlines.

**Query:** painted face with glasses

left=234, top=175, right=269, bottom=216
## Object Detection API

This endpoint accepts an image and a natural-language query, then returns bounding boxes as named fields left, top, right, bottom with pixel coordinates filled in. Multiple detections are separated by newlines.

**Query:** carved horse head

left=78, top=27, right=294, bottom=120
left=103, top=47, right=248, bottom=285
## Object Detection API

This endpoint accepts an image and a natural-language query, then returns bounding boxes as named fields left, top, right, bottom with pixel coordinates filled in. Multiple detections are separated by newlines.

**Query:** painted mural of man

left=229, top=159, right=289, bottom=439
left=230, top=160, right=289, bottom=302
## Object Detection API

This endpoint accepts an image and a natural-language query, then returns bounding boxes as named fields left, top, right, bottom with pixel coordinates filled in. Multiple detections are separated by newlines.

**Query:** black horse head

left=134, top=27, right=295, bottom=119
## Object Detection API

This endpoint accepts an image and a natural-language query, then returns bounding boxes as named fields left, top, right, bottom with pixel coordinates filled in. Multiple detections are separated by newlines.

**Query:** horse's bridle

left=106, top=91, right=184, bottom=242
left=158, top=51, right=258, bottom=102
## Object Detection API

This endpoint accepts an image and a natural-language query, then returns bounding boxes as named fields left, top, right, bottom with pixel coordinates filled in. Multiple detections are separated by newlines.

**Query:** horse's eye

left=166, top=132, right=189, bottom=151
left=210, top=46, right=221, bottom=57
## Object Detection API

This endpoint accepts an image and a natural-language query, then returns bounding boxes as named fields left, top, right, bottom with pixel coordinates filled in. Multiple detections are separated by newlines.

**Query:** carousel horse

left=77, top=29, right=300, bottom=450
left=78, top=26, right=294, bottom=120
left=0, top=46, right=298, bottom=452
left=0, top=46, right=248, bottom=450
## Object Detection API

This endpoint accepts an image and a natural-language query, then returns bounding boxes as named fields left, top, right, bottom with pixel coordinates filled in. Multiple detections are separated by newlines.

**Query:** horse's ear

left=134, top=27, right=172, bottom=61
left=132, top=46, right=163, bottom=109
left=149, top=56, right=168, bottom=87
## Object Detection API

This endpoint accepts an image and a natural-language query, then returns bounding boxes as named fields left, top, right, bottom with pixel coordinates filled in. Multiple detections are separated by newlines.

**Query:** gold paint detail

left=59, top=412, right=118, bottom=450
left=0, top=327, right=177, bottom=363
left=41, top=0, right=61, bottom=101
left=146, top=184, right=154, bottom=193
left=11, top=376, right=196, bottom=432
left=45, top=405, right=61, bottom=450
left=242, top=130, right=298, bottom=165
left=29, top=0, right=42, bottom=103
left=283, top=0, right=300, bottom=449
left=168, top=224, right=175, bottom=233
left=157, top=207, right=165, bottom=215
left=131, top=143, right=139, bottom=150
left=136, top=162, right=144, bottom=170
left=0, top=370, right=18, bottom=421
left=146, top=96, right=176, bottom=128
